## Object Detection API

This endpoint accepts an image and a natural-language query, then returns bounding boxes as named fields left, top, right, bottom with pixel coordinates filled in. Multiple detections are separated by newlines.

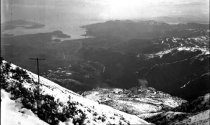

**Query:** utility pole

left=29, top=58, right=45, bottom=85
left=29, top=57, right=45, bottom=113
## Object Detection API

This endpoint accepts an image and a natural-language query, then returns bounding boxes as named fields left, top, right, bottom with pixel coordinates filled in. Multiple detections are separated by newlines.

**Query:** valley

left=2, top=20, right=209, bottom=101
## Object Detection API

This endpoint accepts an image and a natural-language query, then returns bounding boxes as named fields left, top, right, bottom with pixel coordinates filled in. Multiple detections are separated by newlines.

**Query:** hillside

left=82, top=87, right=186, bottom=118
left=83, top=88, right=210, bottom=125
left=145, top=93, right=210, bottom=125
left=0, top=59, right=150, bottom=125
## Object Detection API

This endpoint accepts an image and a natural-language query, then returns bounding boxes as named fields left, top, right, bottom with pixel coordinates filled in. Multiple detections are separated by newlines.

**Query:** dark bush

left=10, top=67, right=30, bottom=82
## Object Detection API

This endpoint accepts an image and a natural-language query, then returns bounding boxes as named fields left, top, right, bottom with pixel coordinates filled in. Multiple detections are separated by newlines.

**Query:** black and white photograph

left=1, top=0, right=209, bottom=124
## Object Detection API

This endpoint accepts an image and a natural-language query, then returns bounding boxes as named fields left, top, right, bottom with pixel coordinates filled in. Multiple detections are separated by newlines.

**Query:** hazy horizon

left=1, top=0, right=209, bottom=21
left=1, top=0, right=209, bottom=39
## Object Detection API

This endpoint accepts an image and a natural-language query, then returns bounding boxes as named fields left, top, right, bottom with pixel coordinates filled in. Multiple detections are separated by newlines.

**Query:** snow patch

left=1, top=89, right=49, bottom=125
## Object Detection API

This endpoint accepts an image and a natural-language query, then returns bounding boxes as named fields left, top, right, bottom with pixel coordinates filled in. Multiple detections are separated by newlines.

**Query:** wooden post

left=29, top=57, right=45, bottom=112
left=29, top=58, right=45, bottom=85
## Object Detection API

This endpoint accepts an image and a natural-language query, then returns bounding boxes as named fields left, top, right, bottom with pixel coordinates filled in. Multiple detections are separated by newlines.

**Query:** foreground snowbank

left=1, top=90, right=48, bottom=125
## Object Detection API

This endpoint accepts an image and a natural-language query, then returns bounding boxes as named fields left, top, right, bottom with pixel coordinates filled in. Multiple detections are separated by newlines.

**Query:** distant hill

left=82, top=20, right=208, bottom=41
left=1, top=20, right=45, bottom=30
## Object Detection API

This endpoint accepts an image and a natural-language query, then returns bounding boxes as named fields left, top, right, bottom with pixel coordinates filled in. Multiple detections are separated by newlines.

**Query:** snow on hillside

left=145, top=35, right=209, bottom=59
left=82, top=87, right=186, bottom=119
left=146, top=47, right=209, bottom=59
left=0, top=60, right=150, bottom=125
left=177, top=109, right=210, bottom=125
left=1, top=90, right=48, bottom=125
left=145, top=93, right=210, bottom=124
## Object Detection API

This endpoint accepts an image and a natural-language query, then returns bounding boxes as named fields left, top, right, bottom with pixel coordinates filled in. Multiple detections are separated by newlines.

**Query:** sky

left=1, top=0, right=209, bottom=22
left=1, top=0, right=209, bottom=38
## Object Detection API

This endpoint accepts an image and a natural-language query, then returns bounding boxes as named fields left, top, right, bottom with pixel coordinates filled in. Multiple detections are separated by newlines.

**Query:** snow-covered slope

left=0, top=60, right=150, bottom=125
left=145, top=35, right=209, bottom=59
left=82, top=87, right=186, bottom=119
left=145, top=93, right=210, bottom=124
left=1, top=90, right=48, bottom=125
left=146, top=46, right=209, bottom=59
left=145, top=109, right=210, bottom=125
left=82, top=87, right=210, bottom=124
left=176, top=109, right=210, bottom=125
